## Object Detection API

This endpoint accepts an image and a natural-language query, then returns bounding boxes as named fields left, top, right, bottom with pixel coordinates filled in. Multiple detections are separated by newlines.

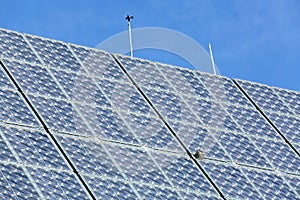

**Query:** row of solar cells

left=0, top=28, right=299, bottom=199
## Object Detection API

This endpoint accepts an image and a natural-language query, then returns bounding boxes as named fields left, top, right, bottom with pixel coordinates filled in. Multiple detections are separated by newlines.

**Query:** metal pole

left=209, top=43, right=217, bottom=75
left=126, top=15, right=134, bottom=57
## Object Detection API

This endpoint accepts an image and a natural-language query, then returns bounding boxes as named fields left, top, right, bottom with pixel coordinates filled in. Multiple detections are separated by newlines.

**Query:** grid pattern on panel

left=236, top=79, right=295, bottom=115
left=0, top=29, right=40, bottom=64
left=0, top=124, right=91, bottom=199
left=55, top=133, right=220, bottom=199
left=115, top=54, right=300, bottom=199
left=272, top=87, right=300, bottom=116
left=0, top=28, right=299, bottom=200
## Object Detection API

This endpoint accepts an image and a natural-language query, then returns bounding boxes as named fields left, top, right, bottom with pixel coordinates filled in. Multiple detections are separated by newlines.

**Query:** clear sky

left=1, top=0, right=299, bottom=91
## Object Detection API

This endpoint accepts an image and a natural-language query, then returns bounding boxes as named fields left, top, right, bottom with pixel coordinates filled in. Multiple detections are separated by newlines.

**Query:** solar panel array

left=0, top=28, right=299, bottom=199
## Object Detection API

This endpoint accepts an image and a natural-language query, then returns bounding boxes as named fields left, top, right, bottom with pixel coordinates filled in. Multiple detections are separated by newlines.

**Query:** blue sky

left=1, top=0, right=299, bottom=91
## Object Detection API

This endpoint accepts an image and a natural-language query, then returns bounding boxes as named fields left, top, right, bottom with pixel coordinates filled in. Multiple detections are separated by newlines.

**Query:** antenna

left=126, top=15, right=134, bottom=57
left=208, top=43, right=217, bottom=75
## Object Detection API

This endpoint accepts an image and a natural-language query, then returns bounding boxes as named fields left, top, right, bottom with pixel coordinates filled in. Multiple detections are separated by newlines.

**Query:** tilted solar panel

left=0, top=27, right=299, bottom=199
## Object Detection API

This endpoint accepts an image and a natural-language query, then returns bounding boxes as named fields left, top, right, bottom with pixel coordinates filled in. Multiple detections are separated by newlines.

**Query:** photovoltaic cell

left=25, top=35, right=83, bottom=72
left=0, top=168, right=15, bottom=199
left=0, top=162, right=40, bottom=199
left=51, top=68, right=111, bottom=107
left=56, top=135, right=123, bottom=179
left=70, top=45, right=127, bottom=81
left=266, top=111, right=300, bottom=144
left=28, top=167, right=90, bottom=199
left=115, top=55, right=173, bottom=91
left=225, top=104, right=282, bottom=140
left=185, top=96, right=241, bottom=132
left=201, top=161, right=263, bottom=199
left=0, top=133, right=17, bottom=162
left=120, top=111, right=182, bottom=152
left=2, top=59, right=66, bottom=99
left=105, top=143, right=172, bottom=186
left=134, top=184, right=181, bottom=200
left=273, top=87, right=300, bottom=116
left=1, top=126, right=69, bottom=170
left=28, top=95, right=89, bottom=134
left=98, top=79, right=152, bottom=115
left=236, top=79, right=294, bottom=115
left=284, top=175, right=300, bottom=196
left=171, top=123, right=230, bottom=161
left=157, top=63, right=210, bottom=99
left=84, top=176, right=138, bottom=199
left=0, top=29, right=40, bottom=64
left=196, top=72, right=252, bottom=107
left=0, top=88, right=38, bottom=126
left=180, top=191, right=221, bottom=200
left=218, top=131, right=271, bottom=168
left=251, top=136, right=300, bottom=174
left=151, top=152, right=218, bottom=195
left=76, top=104, right=139, bottom=143
left=0, top=27, right=299, bottom=199
left=141, top=88, right=199, bottom=125
left=242, top=168, right=298, bottom=199
left=0, top=65, right=14, bottom=89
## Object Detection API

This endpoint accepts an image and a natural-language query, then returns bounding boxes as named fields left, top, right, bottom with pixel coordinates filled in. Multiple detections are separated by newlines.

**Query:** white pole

left=126, top=15, right=134, bottom=57
left=209, top=43, right=217, bottom=75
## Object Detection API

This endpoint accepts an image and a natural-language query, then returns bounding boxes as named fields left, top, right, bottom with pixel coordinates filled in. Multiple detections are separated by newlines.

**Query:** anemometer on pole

left=126, top=15, right=134, bottom=57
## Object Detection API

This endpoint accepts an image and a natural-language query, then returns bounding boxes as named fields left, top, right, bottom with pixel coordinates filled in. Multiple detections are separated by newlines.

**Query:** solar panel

left=201, top=161, right=263, bottom=199
left=242, top=168, right=298, bottom=199
left=272, top=87, right=300, bottom=116
left=0, top=29, right=40, bottom=64
left=0, top=162, right=41, bottom=199
left=236, top=79, right=294, bottom=115
left=0, top=28, right=299, bottom=199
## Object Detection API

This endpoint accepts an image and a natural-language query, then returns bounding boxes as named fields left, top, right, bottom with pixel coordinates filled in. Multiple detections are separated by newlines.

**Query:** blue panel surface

left=0, top=65, right=14, bottom=89
left=273, top=87, right=300, bottom=116
left=243, top=168, right=298, bottom=199
left=218, top=131, right=271, bottom=168
left=142, top=88, right=199, bottom=125
left=1, top=126, right=69, bottom=169
left=201, top=161, right=262, bottom=199
left=0, top=88, right=38, bottom=126
left=3, top=60, right=66, bottom=99
left=28, top=95, right=89, bottom=134
left=56, top=135, right=123, bottom=179
left=51, top=69, right=111, bottom=107
left=252, top=136, right=300, bottom=174
left=197, top=73, right=252, bottom=106
left=266, top=112, right=300, bottom=144
left=116, top=55, right=173, bottom=90
left=236, top=79, right=294, bottom=115
left=121, top=111, right=181, bottom=152
left=152, top=152, right=218, bottom=195
left=106, top=143, right=171, bottom=186
left=172, top=124, right=230, bottom=161
left=28, top=167, right=90, bottom=199
left=71, top=45, right=127, bottom=81
left=0, top=133, right=17, bottom=162
left=185, top=97, right=241, bottom=132
left=75, top=104, right=139, bottom=143
left=158, top=64, right=210, bottom=99
left=226, top=104, right=281, bottom=139
left=284, top=175, right=300, bottom=196
left=134, top=184, right=181, bottom=200
left=26, top=35, right=83, bottom=72
left=0, top=29, right=40, bottom=63
left=84, top=176, right=138, bottom=199
left=98, top=79, right=152, bottom=115
left=0, top=163, right=40, bottom=199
